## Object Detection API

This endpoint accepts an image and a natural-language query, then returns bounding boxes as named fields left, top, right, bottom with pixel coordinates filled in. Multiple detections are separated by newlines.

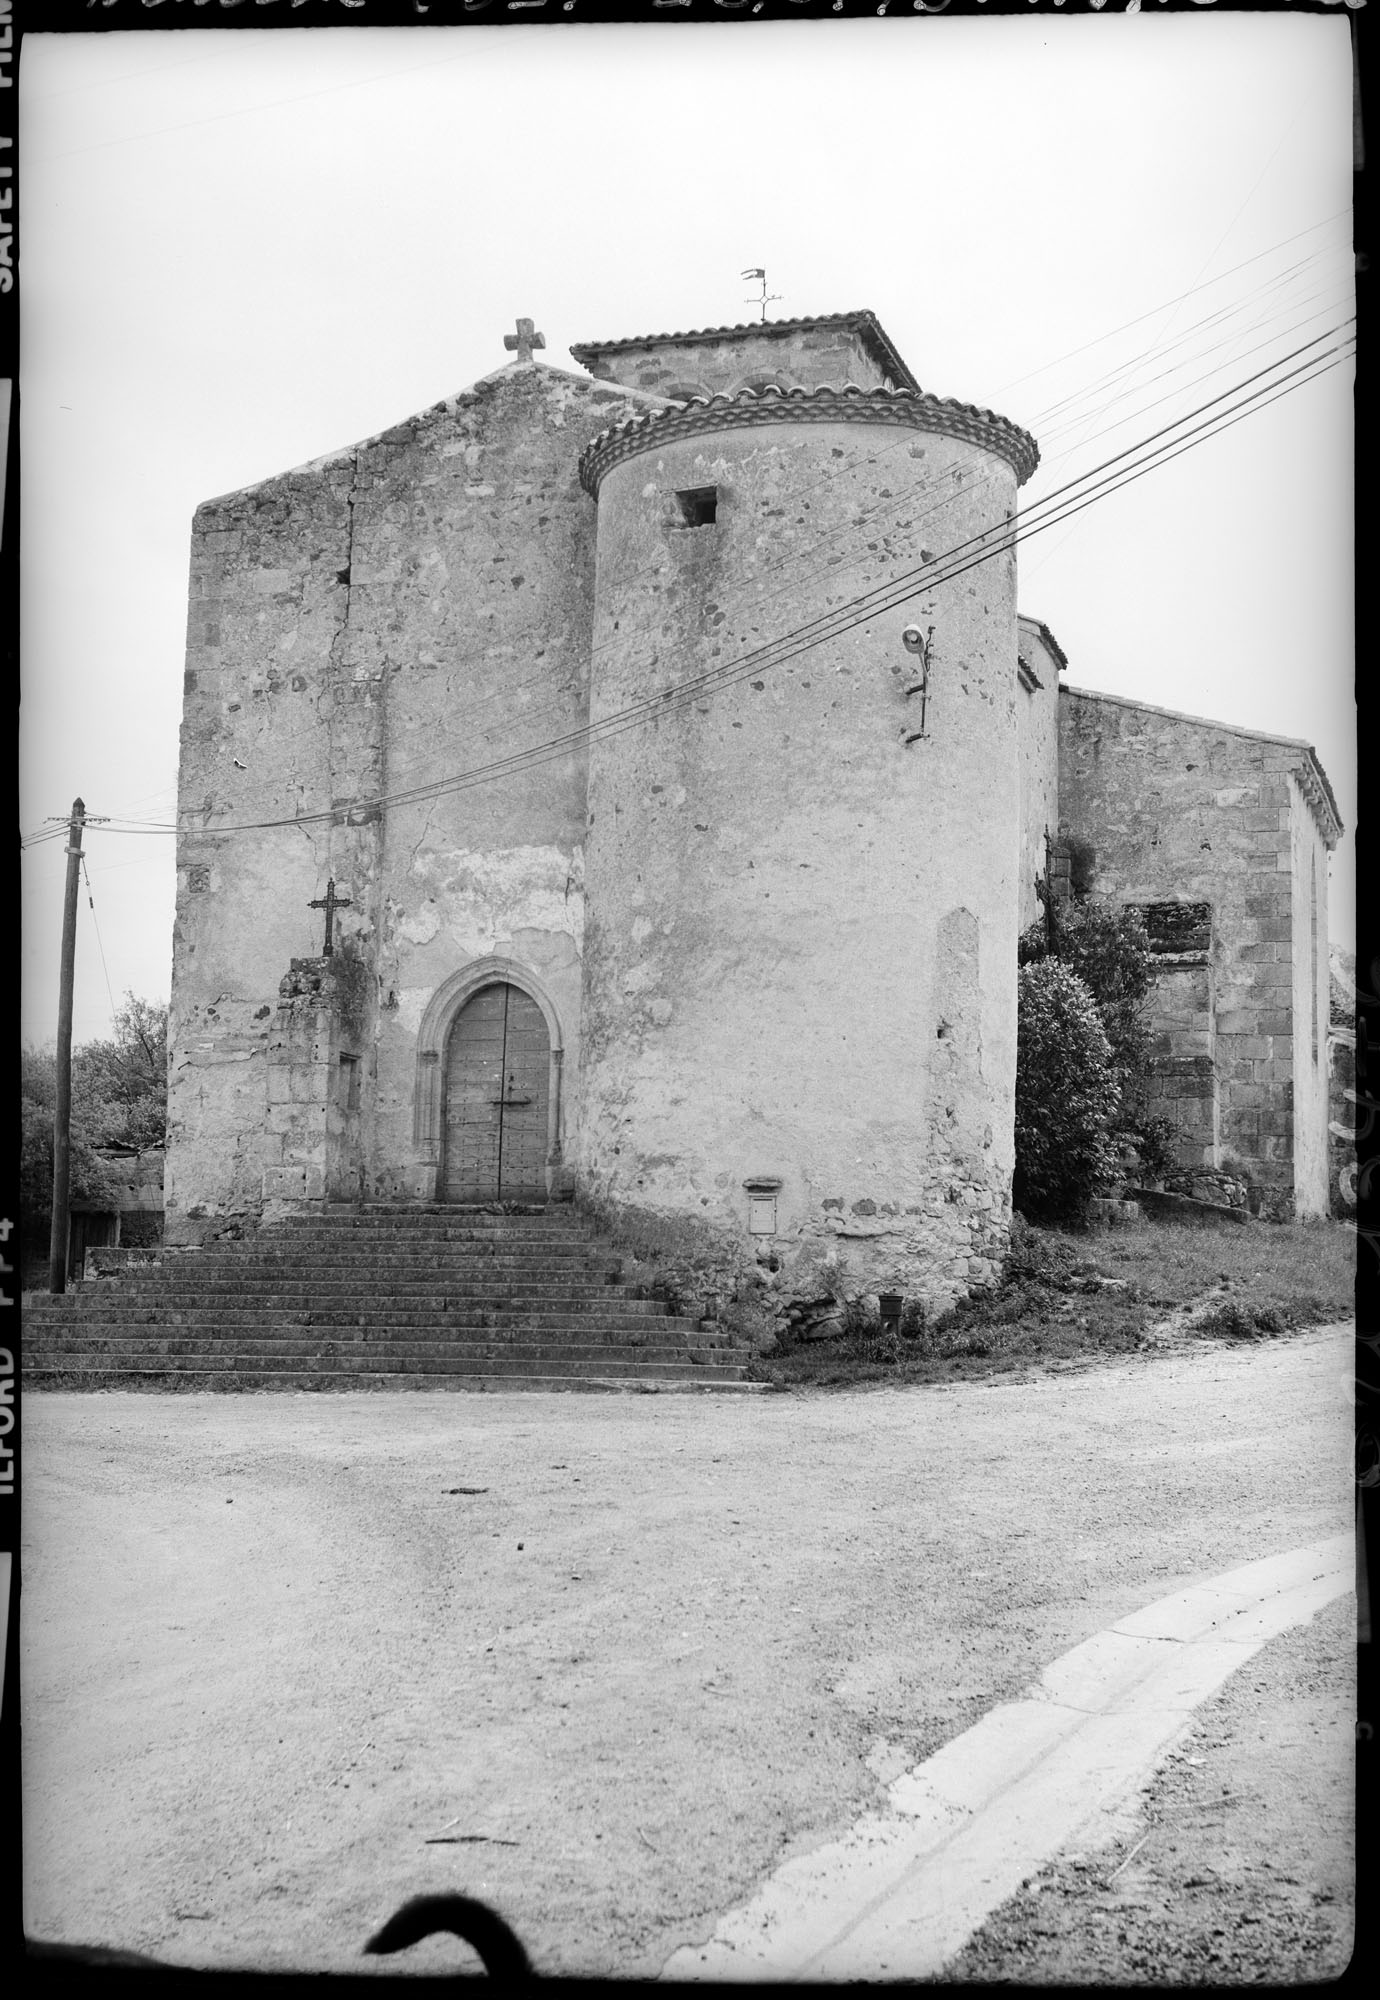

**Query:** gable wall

left=360, top=366, right=652, bottom=1198
left=169, top=367, right=666, bottom=1233
left=1058, top=687, right=1329, bottom=1217
left=579, top=325, right=894, bottom=398
left=169, top=461, right=352, bottom=1238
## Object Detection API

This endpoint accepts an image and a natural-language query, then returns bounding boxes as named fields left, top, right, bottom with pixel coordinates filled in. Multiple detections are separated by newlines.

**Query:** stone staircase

left=22, top=1207, right=758, bottom=1394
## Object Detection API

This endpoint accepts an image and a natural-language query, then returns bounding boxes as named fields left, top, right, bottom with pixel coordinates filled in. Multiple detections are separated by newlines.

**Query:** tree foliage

left=1014, top=959, right=1122, bottom=1220
left=1020, top=897, right=1178, bottom=1187
left=19, top=994, right=168, bottom=1247
left=71, top=994, right=169, bottom=1153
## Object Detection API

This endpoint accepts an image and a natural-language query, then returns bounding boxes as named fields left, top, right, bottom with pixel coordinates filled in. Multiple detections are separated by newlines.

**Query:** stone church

left=167, top=310, right=1340, bottom=1302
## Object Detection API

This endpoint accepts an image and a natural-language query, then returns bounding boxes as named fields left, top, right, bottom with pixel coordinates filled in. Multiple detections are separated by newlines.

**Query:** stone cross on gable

left=308, top=878, right=352, bottom=956
left=504, top=317, right=546, bottom=365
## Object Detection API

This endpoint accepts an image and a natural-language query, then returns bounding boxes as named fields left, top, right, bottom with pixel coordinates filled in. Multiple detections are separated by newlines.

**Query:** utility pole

left=48, top=797, right=86, bottom=1295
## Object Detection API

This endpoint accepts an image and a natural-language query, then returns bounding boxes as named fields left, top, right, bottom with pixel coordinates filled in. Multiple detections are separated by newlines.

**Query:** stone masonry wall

left=1327, top=1027, right=1357, bottom=1217
left=1058, top=688, right=1335, bottom=1219
left=169, top=362, right=665, bottom=1231
left=1016, top=617, right=1063, bottom=933
left=314, top=363, right=661, bottom=1202
left=575, top=323, right=897, bottom=401
left=579, top=415, right=1023, bottom=1311
left=262, top=953, right=371, bottom=1214
left=168, top=460, right=351, bottom=1240
left=1289, top=774, right=1331, bottom=1217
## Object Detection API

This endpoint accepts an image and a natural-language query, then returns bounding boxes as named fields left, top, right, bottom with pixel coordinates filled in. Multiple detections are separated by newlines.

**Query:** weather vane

left=741, top=268, right=782, bottom=324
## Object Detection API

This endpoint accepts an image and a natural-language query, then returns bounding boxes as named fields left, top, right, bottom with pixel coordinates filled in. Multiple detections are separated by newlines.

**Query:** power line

left=131, top=323, right=1351, bottom=839
left=338, top=333, right=1357, bottom=810
left=165, top=224, right=1347, bottom=676
left=81, top=854, right=121, bottom=1029
left=1029, top=245, right=1348, bottom=432
left=116, top=268, right=1351, bottom=828
left=87, top=329, right=1355, bottom=840
left=1034, top=275, right=1353, bottom=464
left=992, top=207, right=1351, bottom=395
left=136, top=221, right=1351, bottom=816
left=592, top=239, right=1349, bottom=608
left=22, top=305, right=1352, bottom=849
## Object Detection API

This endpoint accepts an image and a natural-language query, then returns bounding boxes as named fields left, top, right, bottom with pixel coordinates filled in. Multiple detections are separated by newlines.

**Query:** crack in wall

left=329, top=452, right=359, bottom=694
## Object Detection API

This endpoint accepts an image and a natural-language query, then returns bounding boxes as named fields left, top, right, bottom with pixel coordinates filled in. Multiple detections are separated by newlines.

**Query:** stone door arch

left=413, top=958, right=565, bottom=1202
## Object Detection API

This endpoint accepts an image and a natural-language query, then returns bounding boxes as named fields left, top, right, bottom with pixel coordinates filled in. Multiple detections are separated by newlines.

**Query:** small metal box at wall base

left=743, top=1177, right=783, bottom=1236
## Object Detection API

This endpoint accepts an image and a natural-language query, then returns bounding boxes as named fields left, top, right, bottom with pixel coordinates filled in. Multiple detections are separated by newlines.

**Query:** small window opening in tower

left=674, top=487, right=718, bottom=528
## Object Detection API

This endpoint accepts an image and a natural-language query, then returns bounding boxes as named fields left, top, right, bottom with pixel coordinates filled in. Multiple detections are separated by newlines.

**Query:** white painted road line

left=661, top=1535, right=1353, bottom=1984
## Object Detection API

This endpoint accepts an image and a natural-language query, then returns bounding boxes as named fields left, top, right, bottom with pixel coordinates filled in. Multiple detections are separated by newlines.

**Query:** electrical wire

left=83, top=266, right=1353, bottom=835
left=22, top=297, right=1353, bottom=848
left=87, top=321, right=1347, bottom=841
left=82, top=329, right=1356, bottom=838
left=592, top=240, right=1351, bottom=606
left=172, top=224, right=1351, bottom=685
left=992, top=207, right=1350, bottom=395
left=363, top=338, right=1358, bottom=809
left=81, top=854, right=121, bottom=1030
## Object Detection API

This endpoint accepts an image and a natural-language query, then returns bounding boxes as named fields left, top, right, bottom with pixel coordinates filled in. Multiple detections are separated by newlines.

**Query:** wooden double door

left=441, top=983, right=551, bottom=1203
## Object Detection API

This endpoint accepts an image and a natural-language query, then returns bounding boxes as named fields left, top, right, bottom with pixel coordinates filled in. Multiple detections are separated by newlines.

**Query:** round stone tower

left=570, top=314, right=1038, bottom=1304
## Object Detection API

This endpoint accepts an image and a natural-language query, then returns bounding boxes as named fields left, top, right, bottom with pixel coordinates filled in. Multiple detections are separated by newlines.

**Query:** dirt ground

left=947, top=1590, right=1355, bottom=1984
left=20, top=1323, right=1353, bottom=1981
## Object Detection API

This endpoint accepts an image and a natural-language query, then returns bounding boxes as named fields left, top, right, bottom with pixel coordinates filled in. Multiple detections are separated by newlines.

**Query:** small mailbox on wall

left=743, top=1177, right=783, bottom=1236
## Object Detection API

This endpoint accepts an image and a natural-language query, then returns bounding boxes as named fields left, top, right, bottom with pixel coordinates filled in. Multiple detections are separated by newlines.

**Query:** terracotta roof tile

left=570, top=310, right=921, bottom=394
left=578, top=382, right=1040, bottom=494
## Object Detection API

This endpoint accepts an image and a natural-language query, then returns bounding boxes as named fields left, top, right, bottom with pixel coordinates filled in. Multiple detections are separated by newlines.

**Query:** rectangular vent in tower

left=673, top=486, right=718, bottom=528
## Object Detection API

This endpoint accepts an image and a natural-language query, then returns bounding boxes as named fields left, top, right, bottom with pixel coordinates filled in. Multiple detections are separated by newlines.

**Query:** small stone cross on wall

left=309, top=878, right=352, bottom=956
left=504, top=317, right=546, bottom=365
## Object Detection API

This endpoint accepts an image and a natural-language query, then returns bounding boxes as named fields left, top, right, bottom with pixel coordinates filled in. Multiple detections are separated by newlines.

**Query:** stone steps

left=27, top=1343, right=739, bottom=1371
left=23, top=1367, right=757, bottom=1396
left=28, top=1296, right=688, bottom=1321
left=25, top=1205, right=752, bottom=1392
left=42, top=1274, right=644, bottom=1296
left=30, top=1324, right=719, bottom=1351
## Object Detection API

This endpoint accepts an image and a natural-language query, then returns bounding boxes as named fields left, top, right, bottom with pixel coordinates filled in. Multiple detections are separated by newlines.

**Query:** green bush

left=1001, top=1212, right=1092, bottom=1289
left=1020, top=899, right=1177, bottom=1184
left=1196, top=1300, right=1270, bottom=1339
left=1014, top=959, right=1122, bottom=1221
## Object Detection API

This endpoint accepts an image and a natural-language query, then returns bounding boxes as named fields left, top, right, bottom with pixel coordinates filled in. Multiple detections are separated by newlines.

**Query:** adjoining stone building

left=167, top=310, right=1340, bottom=1304
left=1057, top=689, right=1342, bottom=1221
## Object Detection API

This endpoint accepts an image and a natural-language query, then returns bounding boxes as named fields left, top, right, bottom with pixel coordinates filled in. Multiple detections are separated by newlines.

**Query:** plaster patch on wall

left=408, top=844, right=580, bottom=928
left=410, top=843, right=586, bottom=949
left=396, top=988, right=432, bottom=1034
left=396, top=904, right=442, bottom=946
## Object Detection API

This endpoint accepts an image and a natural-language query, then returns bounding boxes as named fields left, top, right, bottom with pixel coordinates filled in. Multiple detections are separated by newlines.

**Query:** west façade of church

left=167, top=311, right=1341, bottom=1303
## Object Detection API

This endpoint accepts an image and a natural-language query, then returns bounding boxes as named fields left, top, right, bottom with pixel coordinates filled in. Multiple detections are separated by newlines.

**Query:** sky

left=18, top=12, right=1356, bottom=1049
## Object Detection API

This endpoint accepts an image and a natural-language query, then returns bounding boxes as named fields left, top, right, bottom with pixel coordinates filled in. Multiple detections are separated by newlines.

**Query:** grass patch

left=750, top=1214, right=1354, bottom=1391
left=576, top=1194, right=753, bottom=1321
left=1094, top=1213, right=1354, bottom=1316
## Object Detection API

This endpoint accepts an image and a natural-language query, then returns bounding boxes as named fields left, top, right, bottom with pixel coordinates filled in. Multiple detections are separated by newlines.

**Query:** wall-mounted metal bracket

left=900, top=624, right=934, bottom=744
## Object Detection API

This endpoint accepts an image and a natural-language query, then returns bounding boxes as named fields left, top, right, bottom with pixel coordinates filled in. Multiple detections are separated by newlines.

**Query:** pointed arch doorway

left=441, top=982, right=551, bottom=1203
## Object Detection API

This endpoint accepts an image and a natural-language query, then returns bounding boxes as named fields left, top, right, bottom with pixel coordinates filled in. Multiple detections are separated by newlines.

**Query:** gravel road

left=21, top=1323, right=1352, bottom=1980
